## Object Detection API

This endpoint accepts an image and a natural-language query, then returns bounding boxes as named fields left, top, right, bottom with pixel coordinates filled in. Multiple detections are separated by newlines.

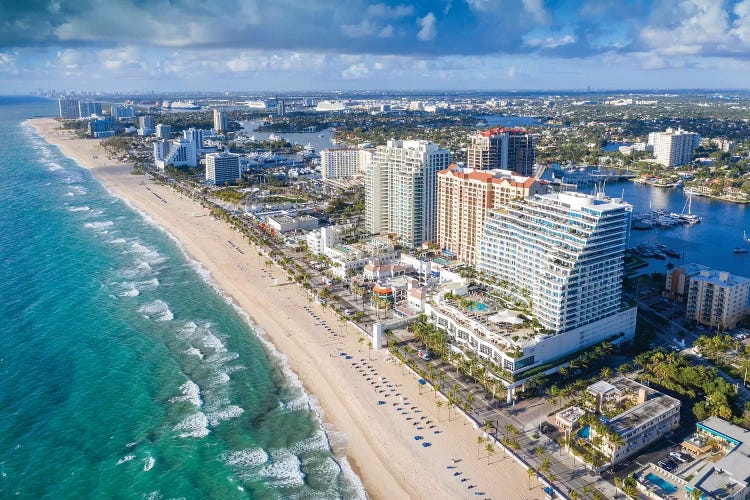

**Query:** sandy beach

left=27, top=118, right=541, bottom=500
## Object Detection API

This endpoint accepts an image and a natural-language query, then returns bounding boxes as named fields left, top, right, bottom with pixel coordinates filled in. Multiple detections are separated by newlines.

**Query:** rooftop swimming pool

left=645, top=473, right=678, bottom=494
left=468, top=301, right=489, bottom=312
left=577, top=425, right=590, bottom=439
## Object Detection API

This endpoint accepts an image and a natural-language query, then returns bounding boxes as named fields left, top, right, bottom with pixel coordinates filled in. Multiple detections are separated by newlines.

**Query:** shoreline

left=26, top=117, right=541, bottom=500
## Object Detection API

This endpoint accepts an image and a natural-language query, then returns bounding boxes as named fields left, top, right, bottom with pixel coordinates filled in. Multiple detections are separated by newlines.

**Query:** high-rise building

left=58, top=98, right=79, bottom=119
left=110, top=105, right=135, bottom=121
left=365, top=140, right=450, bottom=247
left=205, top=152, right=241, bottom=185
left=138, top=116, right=155, bottom=136
left=87, top=118, right=114, bottom=138
left=466, top=128, right=537, bottom=176
left=182, top=128, right=205, bottom=149
left=686, top=270, right=750, bottom=329
left=154, top=139, right=197, bottom=170
left=78, top=101, right=102, bottom=118
left=436, top=165, right=547, bottom=265
left=648, top=128, right=700, bottom=167
left=155, top=124, right=172, bottom=139
left=478, top=191, right=632, bottom=334
left=320, top=148, right=373, bottom=180
left=213, top=109, right=228, bottom=133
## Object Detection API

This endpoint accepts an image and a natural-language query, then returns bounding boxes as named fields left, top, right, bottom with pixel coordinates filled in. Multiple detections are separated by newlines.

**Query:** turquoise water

left=0, top=97, right=364, bottom=499
left=468, top=302, right=489, bottom=312
left=577, top=425, right=590, bottom=439
left=645, top=472, right=677, bottom=493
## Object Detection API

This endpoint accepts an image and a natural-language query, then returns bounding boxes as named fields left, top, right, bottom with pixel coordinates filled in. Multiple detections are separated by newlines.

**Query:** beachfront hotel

left=466, top=127, right=537, bottom=176
left=205, top=152, right=240, bottom=185
left=478, top=192, right=633, bottom=335
left=436, top=164, right=546, bottom=266
left=154, top=138, right=197, bottom=169
left=686, top=269, right=750, bottom=329
left=58, top=98, right=79, bottom=119
left=680, top=417, right=750, bottom=499
left=426, top=192, right=637, bottom=393
left=365, top=140, right=450, bottom=248
left=556, top=378, right=680, bottom=465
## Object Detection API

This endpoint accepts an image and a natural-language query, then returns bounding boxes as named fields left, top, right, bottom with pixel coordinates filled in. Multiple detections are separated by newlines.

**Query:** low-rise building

left=560, top=377, right=681, bottom=465
left=323, top=237, right=399, bottom=279
left=682, top=417, right=750, bottom=499
left=686, top=269, right=750, bottom=329
left=266, top=214, right=319, bottom=233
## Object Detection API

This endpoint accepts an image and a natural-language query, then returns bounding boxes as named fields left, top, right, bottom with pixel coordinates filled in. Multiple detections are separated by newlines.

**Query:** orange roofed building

left=436, top=164, right=547, bottom=266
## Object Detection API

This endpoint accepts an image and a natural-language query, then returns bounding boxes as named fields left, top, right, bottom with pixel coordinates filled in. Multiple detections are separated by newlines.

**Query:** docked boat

left=733, top=248, right=749, bottom=254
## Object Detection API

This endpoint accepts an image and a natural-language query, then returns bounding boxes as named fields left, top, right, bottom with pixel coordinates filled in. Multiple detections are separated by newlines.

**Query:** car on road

left=417, top=350, right=431, bottom=361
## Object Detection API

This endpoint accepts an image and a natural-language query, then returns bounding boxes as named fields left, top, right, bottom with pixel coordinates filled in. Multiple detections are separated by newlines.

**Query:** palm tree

left=476, top=435, right=485, bottom=457
left=600, top=367, right=613, bottom=380
left=485, top=443, right=495, bottom=463
left=435, top=400, right=444, bottom=421
left=539, top=457, right=551, bottom=476
left=527, top=467, right=536, bottom=490
left=613, top=476, right=623, bottom=499
left=446, top=399, right=455, bottom=421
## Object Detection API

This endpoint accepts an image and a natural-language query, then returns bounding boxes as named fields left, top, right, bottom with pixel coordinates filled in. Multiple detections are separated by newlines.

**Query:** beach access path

left=27, top=118, right=542, bottom=500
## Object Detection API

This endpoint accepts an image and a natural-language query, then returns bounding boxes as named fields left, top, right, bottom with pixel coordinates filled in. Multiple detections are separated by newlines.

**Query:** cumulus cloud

left=417, top=12, right=437, bottom=41
left=366, top=3, right=414, bottom=18
left=341, top=62, right=369, bottom=79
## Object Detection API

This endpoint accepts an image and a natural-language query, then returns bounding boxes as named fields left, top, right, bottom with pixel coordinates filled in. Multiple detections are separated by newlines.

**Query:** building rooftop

left=688, top=417, right=750, bottom=497
left=691, top=269, right=750, bottom=288
left=588, top=380, right=620, bottom=397
left=604, top=378, right=681, bottom=438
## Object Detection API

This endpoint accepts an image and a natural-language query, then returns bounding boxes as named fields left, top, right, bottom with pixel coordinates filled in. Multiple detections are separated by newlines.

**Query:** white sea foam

left=143, top=456, right=155, bottom=471
left=94, top=183, right=367, bottom=494
left=282, top=395, right=309, bottom=413
left=65, top=191, right=75, bottom=197
left=116, top=455, right=136, bottom=465
left=259, top=449, right=306, bottom=489
left=84, top=221, right=114, bottom=231
left=137, top=278, right=159, bottom=290
left=68, top=206, right=90, bottom=212
left=224, top=448, right=269, bottom=468
left=170, top=380, right=202, bottom=407
left=290, top=430, right=329, bottom=456
left=211, top=372, right=230, bottom=385
left=129, top=242, right=167, bottom=265
left=46, top=162, right=63, bottom=171
left=119, top=285, right=140, bottom=297
left=109, top=238, right=127, bottom=245
left=207, top=405, right=244, bottom=426
left=205, top=351, right=239, bottom=365
left=122, top=261, right=153, bottom=279
left=184, top=347, right=204, bottom=359
left=174, top=412, right=209, bottom=438
left=138, top=300, right=174, bottom=321
left=199, top=332, right=227, bottom=353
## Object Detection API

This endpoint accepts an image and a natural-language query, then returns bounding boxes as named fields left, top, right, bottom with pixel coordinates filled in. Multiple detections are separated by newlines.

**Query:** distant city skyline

left=3, top=1, right=750, bottom=93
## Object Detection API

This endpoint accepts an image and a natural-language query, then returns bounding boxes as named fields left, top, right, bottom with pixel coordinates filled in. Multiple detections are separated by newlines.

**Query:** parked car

left=417, top=350, right=431, bottom=361
left=670, top=452, right=687, bottom=463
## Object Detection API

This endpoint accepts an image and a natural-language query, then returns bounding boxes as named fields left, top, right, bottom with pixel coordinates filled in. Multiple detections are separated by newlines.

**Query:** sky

left=2, top=0, right=750, bottom=93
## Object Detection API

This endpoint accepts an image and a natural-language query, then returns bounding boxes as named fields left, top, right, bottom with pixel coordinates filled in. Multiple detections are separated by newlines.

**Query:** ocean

left=0, top=96, right=364, bottom=499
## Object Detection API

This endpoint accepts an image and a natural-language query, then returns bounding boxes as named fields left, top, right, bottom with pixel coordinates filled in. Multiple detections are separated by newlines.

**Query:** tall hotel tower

left=436, top=165, right=546, bottom=266
left=466, top=128, right=537, bottom=176
left=365, top=140, right=450, bottom=247
left=479, top=192, right=633, bottom=335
